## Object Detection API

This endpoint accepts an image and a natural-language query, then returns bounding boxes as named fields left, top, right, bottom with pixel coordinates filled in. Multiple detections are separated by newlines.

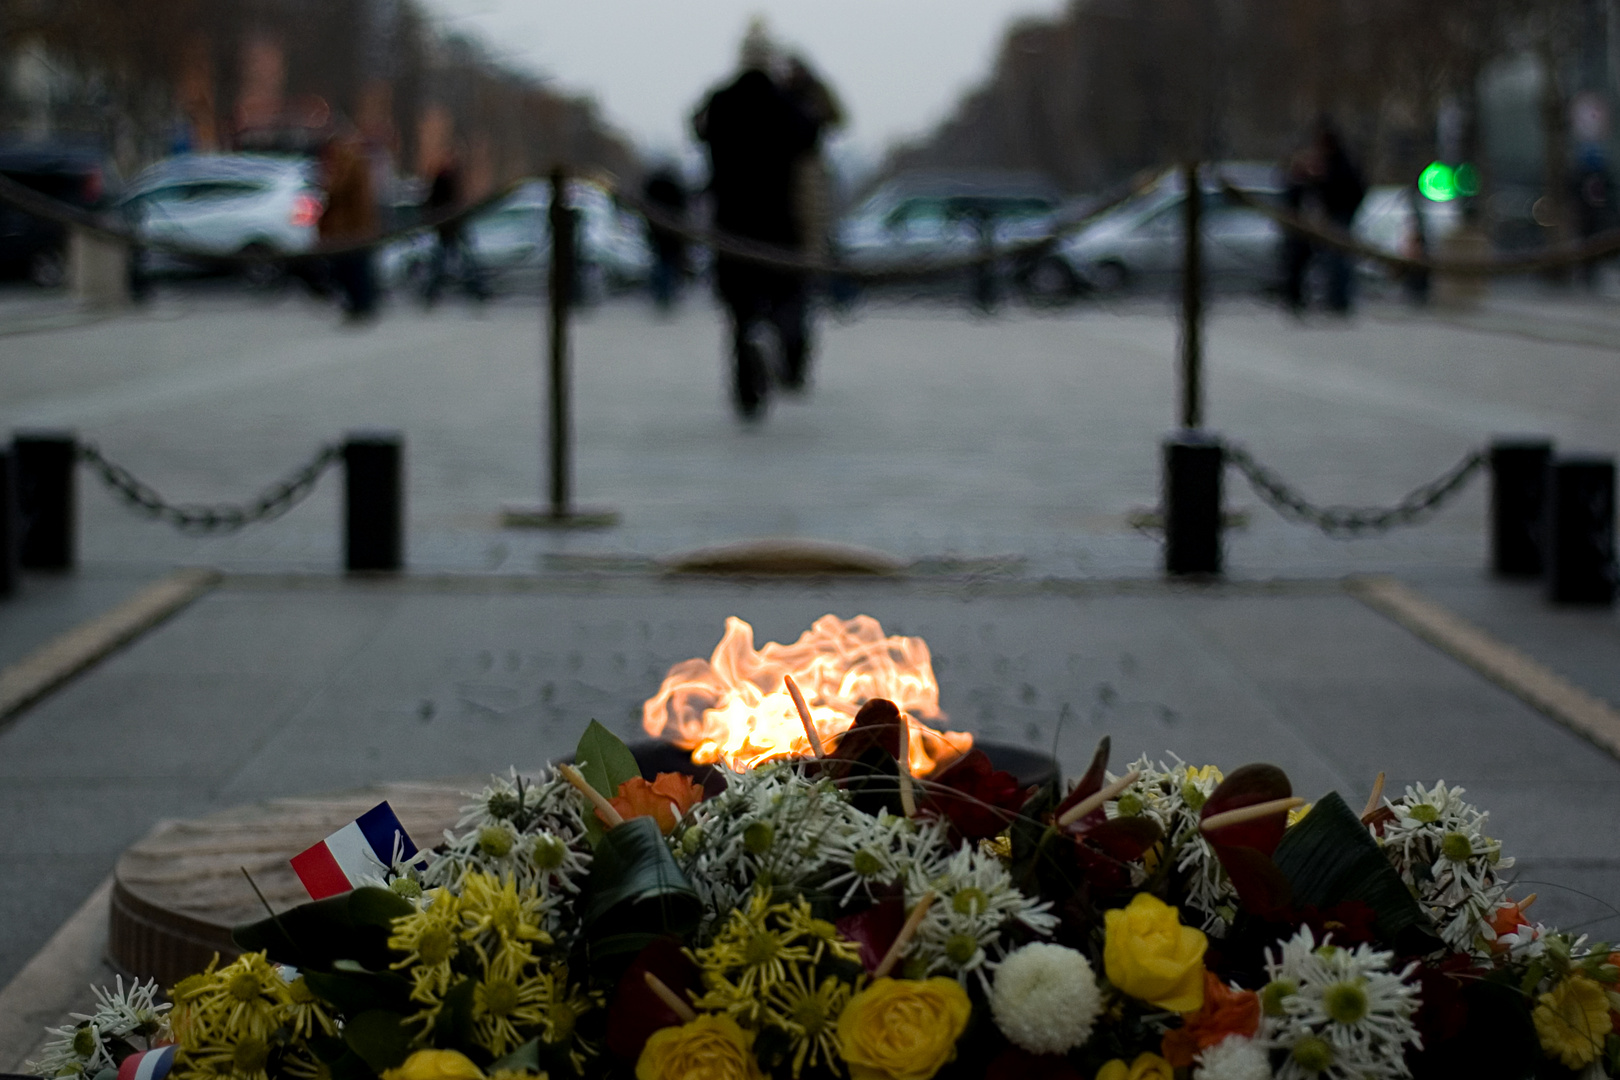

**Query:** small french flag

left=289, top=801, right=417, bottom=900
left=117, top=1045, right=176, bottom=1080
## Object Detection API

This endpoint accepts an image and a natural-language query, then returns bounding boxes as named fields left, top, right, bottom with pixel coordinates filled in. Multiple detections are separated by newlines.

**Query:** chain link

left=1223, top=442, right=1486, bottom=537
left=79, top=442, right=341, bottom=534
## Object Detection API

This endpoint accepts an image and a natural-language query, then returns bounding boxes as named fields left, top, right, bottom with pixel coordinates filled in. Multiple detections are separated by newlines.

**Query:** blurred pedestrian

left=1280, top=120, right=1366, bottom=316
left=783, top=55, right=844, bottom=260
left=319, top=134, right=379, bottom=320
left=1570, top=146, right=1615, bottom=289
left=423, top=150, right=487, bottom=304
left=643, top=164, right=689, bottom=312
left=694, top=19, right=817, bottom=419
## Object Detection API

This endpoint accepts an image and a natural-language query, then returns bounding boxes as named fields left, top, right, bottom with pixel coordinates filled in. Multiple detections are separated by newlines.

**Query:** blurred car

left=379, top=178, right=652, bottom=300
left=120, top=154, right=323, bottom=284
left=836, top=171, right=1071, bottom=300
left=0, top=140, right=116, bottom=286
left=1053, top=162, right=1284, bottom=293
left=1351, top=185, right=1462, bottom=277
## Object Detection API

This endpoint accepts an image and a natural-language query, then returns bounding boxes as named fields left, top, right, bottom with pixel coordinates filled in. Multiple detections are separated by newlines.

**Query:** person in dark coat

left=319, top=134, right=379, bottom=321
left=423, top=151, right=486, bottom=304
left=694, top=25, right=817, bottom=419
left=643, top=165, right=689, bottom=312
left=1311, top=121, right=1366, bottom=314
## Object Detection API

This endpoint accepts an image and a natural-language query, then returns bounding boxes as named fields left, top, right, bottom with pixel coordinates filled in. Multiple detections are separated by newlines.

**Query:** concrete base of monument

left=100, top=741, right=1059, bottom=990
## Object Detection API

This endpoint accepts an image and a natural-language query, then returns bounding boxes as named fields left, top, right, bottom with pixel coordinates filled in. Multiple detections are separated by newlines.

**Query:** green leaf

left=1272, top=791, right=1442, bottom=953
left=489, top=1039, right=541, bottom=1075
left=342, top=1010, right=412, bottom=1073
left=431, top=977, right=478, bottom=1053
left=233, top=888, right=407, bottom=972
left=302, top=967, right=413, bottom=1016
left=576, top=719, right=643, bottom=845
left=581, top=816, right=701, bottom=939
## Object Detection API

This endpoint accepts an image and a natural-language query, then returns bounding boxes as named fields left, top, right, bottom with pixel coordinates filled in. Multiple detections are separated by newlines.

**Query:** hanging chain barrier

left=1215, top=174, right=1620, bottom=277
left=1223, top=441, right=1488, bottom=537
left=78, top=440, right=342, bottom=534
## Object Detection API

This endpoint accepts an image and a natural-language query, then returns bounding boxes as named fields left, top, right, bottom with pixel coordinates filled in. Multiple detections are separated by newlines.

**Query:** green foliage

left=341, top=1010, right=413, bottom=1073
left=1272, top=792, right=1442, bottom=954
left=580, top=815, right=701, bottom=939
left=233, top=887, right=415, bottom=972
left=575, top=719, right=644, bottom=845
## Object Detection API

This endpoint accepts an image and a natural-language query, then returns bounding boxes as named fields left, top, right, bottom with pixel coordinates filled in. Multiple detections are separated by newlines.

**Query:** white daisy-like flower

left=988, top=943, right=1102, bottom=1054
left=819, top=809, right=931, bottom=908
left=1495, top=920, right=1550, bottom=961
left=30, top=1021, right=111, bottom=1078
left=1379, top=781, right=1513, bottom=953
left=1103, top=756, right=1237, bottom=934
left=1260, top=926, right=1422, bottom=1080
left=30, top=977, right=173, bottom=1078
left=1194, top=1035, right=1272, bottom=1080
left=907, top=840, right=1057, bottom=981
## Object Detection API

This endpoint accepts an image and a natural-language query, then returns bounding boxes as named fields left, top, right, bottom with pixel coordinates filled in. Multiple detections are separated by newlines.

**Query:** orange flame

left=641, top=615, right=972, bottom=775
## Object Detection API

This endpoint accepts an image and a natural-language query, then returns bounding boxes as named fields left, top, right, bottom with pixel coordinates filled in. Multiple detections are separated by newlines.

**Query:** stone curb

left=0, top=877, right=114, bottom=1071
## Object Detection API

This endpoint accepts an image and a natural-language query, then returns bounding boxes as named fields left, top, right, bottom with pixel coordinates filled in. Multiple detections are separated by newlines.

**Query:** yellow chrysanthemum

left=1533, top=975, right=1613, bottom=1069
left=780, top=896, right=862, bottom=967
left=472, top=951, right=552, bottom=1058
left=459, top=874, right=551, bottom=962
left=169, top=952, right=290, bottom=1046
left=693, top=889, right=814, bottom=1011
left=763, top=966, right=853, bottom=1078
left=280, top=976, right=337, bottom=1041
left=390, top=889, right=465, bottom=1003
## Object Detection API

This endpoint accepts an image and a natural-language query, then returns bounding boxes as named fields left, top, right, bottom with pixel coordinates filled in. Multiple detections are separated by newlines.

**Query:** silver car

left=1054, top=163, right=1284, bottom=293
left=122, top=154, right=323, bottom=283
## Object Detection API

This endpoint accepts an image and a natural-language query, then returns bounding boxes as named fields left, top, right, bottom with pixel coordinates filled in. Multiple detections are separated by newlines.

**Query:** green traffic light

left=1454, top=162, right=1480, bottom=197
left=1419, top=161, right=1458, bottom=202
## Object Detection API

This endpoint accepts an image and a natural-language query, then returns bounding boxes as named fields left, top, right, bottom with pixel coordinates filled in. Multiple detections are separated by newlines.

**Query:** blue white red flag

left=117, top=1045, right=176, bottom=1080
left=289, top=801, right=417, bottom=900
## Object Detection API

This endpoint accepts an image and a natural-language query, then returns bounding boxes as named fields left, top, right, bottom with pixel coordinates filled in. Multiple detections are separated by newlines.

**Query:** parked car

left=379, top=178, right=652, bottom=301
left=837, top=171, right=1071, bottom=300
left=120, top=154, right=323, bottom=284
left=1351, top=185, right=1462, bottom=280
left=0, top=140, right=117, bottom=287
left=1053, top=162, right=1285, bottom=294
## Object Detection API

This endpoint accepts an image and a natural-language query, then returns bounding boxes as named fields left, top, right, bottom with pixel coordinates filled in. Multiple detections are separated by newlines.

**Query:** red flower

left=1160, top=971, right=1262, bottom=1068
left=919, top=749, right=1032, bottom=840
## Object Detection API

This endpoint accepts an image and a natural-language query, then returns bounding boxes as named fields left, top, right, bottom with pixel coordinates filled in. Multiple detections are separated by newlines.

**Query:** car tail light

left=290, top=192, right=323, bottom=228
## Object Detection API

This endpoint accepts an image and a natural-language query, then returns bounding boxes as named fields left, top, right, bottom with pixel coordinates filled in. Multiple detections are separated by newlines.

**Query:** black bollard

left=14, top=431, right=77, bottom=570
left=1164, top=431, right=1223, bottom=576
left=0, top=451, right=18, bottom=598
left=343, top=432, right=404, bottom=573
left=1546, top=456, right=1615, bottom=605
left=1489, top=438, right=1553, bottom=577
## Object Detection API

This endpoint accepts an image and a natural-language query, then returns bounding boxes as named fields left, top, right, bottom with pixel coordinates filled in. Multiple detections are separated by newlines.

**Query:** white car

left=122, top=154, right=323, bottom=282
left=380, top=179, right=652, bottom=300
left=1054, top=163, right=1284, bottom=293
left=1351, top=185, right=1461, bottom=277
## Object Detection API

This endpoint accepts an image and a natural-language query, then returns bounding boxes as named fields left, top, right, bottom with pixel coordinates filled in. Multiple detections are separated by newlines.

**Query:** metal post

left=343, top=432, right=404, bottom=573
left=1546, top=455, right=1615, bottom=605
left=1489, top=438, right=1553, bottom=577
left=14, top=430, right=77, bottom=570
left=548, top=167, right=575, bottom=518
left=1164, top=432, right=1223, bottom=576
left=0, top=450, right=18, bottom=598
left=1180, top=161, right=1203, bottom=430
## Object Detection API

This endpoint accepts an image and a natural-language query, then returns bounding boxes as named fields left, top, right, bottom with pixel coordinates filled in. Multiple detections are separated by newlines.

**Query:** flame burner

left=641, top=615, right=974, bottom=776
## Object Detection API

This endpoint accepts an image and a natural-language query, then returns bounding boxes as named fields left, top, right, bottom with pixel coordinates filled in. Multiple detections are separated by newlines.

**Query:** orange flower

left=607, top=773, right=705, bottom=834
left=1160, top=972, right=1261, bottom=1068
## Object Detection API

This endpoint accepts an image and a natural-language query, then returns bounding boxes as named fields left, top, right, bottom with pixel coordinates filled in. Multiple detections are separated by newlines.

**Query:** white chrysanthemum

left=1260, top=926, right=1422, bottom=1080
left=1379, top=781, right=1512, bottom=953
left=820, top=808, right=941, bottom=908
left=423, top=767, right=592, bottom=935
left=908, top=841, right=1057, bottom=981
left=1104, top=756, right=1237, bottom=934
left=30, top=978, right=172, bottom=1078
left=1195, top=1035, right=1272, bottom=1080
left=987, top=943, right=1102, bottom=1054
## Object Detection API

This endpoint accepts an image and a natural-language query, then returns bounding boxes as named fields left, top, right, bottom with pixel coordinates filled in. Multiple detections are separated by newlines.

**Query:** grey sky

left=418, top=0, right=1068, bottom=160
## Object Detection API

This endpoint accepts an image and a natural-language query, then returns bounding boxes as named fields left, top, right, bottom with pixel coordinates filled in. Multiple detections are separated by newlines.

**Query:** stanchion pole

left=14, top=430, right=77, bottom=571
left=1489, top=438, right=1553, bottom=577
left=1547, top=455, right=1615, bottom=605
left=0, top=449, right=18, bottom=598
left=343, top=432, right=404, bottom=573
left=502, top=168, right=618, bottom=530
left=1162, top=161, right=1222, bottom=577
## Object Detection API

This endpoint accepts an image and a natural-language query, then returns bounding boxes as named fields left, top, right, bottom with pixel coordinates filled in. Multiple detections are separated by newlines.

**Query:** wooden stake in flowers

left=897, top=714, right=917, bottom=818
left=558, top=762, right=625, bottom=828
left=1361, top=772, right=1387, bottom=820
left=783, top=674, right=826, bottom=760
left=873, top=891, right=936, bottom=978
left=1199, top=796, right=1306, bottom=834
left=1056, top=770, right=1143, bottom=828
left=643, top=971, right=698, bottom=1023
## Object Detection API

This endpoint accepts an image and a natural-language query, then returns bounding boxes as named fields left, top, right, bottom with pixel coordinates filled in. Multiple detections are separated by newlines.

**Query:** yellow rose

left=1533, top=976, right=1613, bottom=1069
left=837, top=977, right=971, bottom=1080
left=1094, top=1053, right=1174, bottom=1080
left=382, top=1050, right=484, bottom=1080
left=1103, top=893, right=1207, bottom=1012
left=637, top=1014, right=762, bottom=1080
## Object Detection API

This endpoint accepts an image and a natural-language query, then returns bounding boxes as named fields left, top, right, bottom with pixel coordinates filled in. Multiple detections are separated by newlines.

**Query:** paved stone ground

left=0, top=281, right=1618, bottom=1046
